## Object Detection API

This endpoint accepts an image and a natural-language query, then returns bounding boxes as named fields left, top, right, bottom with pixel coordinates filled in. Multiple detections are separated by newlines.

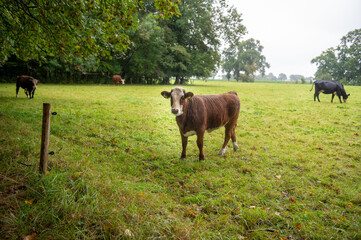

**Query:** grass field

left=0, top=81, right=360, bottom=239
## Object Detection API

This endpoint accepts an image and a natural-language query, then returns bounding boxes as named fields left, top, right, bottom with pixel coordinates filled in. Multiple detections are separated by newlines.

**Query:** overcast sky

left=227, top=0, right=361, bottom=78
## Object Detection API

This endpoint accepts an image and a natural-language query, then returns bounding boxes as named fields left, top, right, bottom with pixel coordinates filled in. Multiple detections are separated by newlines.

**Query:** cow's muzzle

left=171, top=109, right=179, bottom=115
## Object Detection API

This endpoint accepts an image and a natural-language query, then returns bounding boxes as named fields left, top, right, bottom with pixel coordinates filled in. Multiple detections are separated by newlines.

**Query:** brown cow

left=161, top=87, right=240, bottom=160
left=112, top=75, right=124, bottom=85
left=16, top=75, right=39, bottom=99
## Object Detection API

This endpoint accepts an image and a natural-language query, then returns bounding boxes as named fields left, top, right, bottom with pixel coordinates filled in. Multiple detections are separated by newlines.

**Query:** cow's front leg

left=196, top=132, right=205, bottom=161
left=331, top=94, right=335, bottom=103
left=338, top=96, right=342, bottom=103
left=180, top=134, right=188, bottom=159
left=16, top=85, right=20, bottom=98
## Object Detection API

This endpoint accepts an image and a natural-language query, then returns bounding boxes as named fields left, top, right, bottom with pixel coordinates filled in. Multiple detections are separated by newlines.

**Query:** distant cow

left=310, top=80, right=350, bottom=103
left=161, top=87, right=240, bottom=160
left=112, top=75, right=124, bottom=85
left=16, top=75, right=39, bottom=99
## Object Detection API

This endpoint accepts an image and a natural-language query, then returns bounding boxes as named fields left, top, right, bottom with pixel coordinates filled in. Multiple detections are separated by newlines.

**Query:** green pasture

left=0, top=81, right=360, bottom=239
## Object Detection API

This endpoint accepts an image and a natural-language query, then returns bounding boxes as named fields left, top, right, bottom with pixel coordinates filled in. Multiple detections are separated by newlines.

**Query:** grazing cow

left=112, top=75, right=124, bottom=85
left=16, top=75, right=39, bottom=99
left=161, top=87, right=240, bottom=160
left=310, top=80, right=350, bottom=103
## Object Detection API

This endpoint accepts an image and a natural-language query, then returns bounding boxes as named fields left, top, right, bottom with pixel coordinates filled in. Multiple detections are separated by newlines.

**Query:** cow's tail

left=310, top=81, right=315, bottom=91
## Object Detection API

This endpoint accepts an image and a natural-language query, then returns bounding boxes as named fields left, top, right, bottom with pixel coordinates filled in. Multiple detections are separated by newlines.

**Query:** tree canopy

left=311, top=28, right=361, bottom=85
left=0, top=0, right=249, bottom=84
left=0, top=0, right=180, bottom=65
left=222, top=38, right=269, bottom=82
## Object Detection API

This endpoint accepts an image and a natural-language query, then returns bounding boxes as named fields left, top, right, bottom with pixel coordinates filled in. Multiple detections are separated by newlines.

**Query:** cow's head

left=343, top=94, right=350, bottom=103
left=32, top=79, right=39, bottom=89
left=161, top=87, right=193, bottom=116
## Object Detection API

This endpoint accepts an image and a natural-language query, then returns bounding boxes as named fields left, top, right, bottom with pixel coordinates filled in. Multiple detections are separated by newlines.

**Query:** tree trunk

left=162, top=76, right=170, bottom=85
left=174, top=76, right=180, bottom=85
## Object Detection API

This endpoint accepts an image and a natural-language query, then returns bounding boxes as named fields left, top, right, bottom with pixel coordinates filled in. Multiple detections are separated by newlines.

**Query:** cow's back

left=17, top=75, right=37, bottom=87
left=315, top=80, right=338, bottom=92
left=180, top=93, right=240, bottom=131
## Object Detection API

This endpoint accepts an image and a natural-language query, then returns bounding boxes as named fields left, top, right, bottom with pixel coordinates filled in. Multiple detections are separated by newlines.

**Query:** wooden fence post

left=39, top=103, right=51, bottom=174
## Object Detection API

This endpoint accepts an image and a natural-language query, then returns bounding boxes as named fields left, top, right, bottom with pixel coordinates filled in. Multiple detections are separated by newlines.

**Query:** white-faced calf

left=161, top=87, right=240, bottom=160
left=16, top=75, right=39, bottom=99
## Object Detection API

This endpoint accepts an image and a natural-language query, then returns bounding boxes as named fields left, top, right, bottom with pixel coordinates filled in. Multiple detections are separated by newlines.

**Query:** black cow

left=16, top=75, right=39, bottom=99
left=310, top=80, right=350, bottom=103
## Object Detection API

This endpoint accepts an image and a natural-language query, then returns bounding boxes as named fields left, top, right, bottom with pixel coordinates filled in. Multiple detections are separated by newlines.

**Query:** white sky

left=227, top=0, right=361, bottom=78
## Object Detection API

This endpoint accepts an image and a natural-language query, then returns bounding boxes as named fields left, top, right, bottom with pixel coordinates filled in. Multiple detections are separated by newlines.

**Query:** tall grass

left=0, top=81, right=360, bottom=239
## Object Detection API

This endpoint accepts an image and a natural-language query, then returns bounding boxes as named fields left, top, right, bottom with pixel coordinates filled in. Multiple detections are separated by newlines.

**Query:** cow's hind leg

left=314, top=93, right=318, bottom=102
left=219, top=124, right=233, bottom=156
left=24, top=89, right=29, bottom=98
left=231, top=124, right=239, bottom=151
left=314, top=93, right=321, bottom=102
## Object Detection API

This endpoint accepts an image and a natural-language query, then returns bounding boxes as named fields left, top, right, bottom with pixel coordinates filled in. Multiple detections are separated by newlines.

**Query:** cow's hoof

left=218, top=148, right=226, bottom=156
left=233, top=142, right=239, bottom=151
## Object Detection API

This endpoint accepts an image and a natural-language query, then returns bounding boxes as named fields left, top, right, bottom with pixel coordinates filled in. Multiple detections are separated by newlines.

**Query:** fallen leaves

left=274, top=211, right=281, bottom=217
left=25, top=199, right=35, bottom=205
left=72, top=172, right=83, bottom=179
left=345, top=202, right=353, bottom=209
left=23, top=233, right=37, bottom=240
left=124, top=229, right=134, bottom=237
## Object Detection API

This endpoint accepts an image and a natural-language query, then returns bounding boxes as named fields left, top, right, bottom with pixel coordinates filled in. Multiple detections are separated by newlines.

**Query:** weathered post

left=39, top=103, right=51, bottom=174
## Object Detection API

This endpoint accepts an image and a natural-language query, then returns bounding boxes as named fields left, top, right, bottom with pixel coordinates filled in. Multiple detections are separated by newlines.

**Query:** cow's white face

left=161, top=87, right=193, bottom=116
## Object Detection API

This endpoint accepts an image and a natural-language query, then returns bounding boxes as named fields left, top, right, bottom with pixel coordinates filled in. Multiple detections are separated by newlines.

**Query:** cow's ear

left=161, top=91, right=171, bottom=99
left=184, top=92, right=194, bottom=99
left=347, top=94, right=350, bottom=97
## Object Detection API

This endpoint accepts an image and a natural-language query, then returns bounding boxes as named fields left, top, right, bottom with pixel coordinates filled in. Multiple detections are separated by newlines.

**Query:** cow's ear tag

left=185, top=92, right=193, bottom=99
left=161, top=91, right=171, bottom=99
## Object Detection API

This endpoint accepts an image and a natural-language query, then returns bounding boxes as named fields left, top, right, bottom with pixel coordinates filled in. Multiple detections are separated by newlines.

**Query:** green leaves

left=0, top=0, right=181, bottom=65
left=311, top=28, right=361, bottom=85
left=223, top=38, right=270, bottom=81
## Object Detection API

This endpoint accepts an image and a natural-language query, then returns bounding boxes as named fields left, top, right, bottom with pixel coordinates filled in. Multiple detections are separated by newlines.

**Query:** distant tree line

left=254, top=73, right=312, bottom=83
left=0, top=0, right=251, bottom=84
left=311, top=28, right=361, bottom=85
